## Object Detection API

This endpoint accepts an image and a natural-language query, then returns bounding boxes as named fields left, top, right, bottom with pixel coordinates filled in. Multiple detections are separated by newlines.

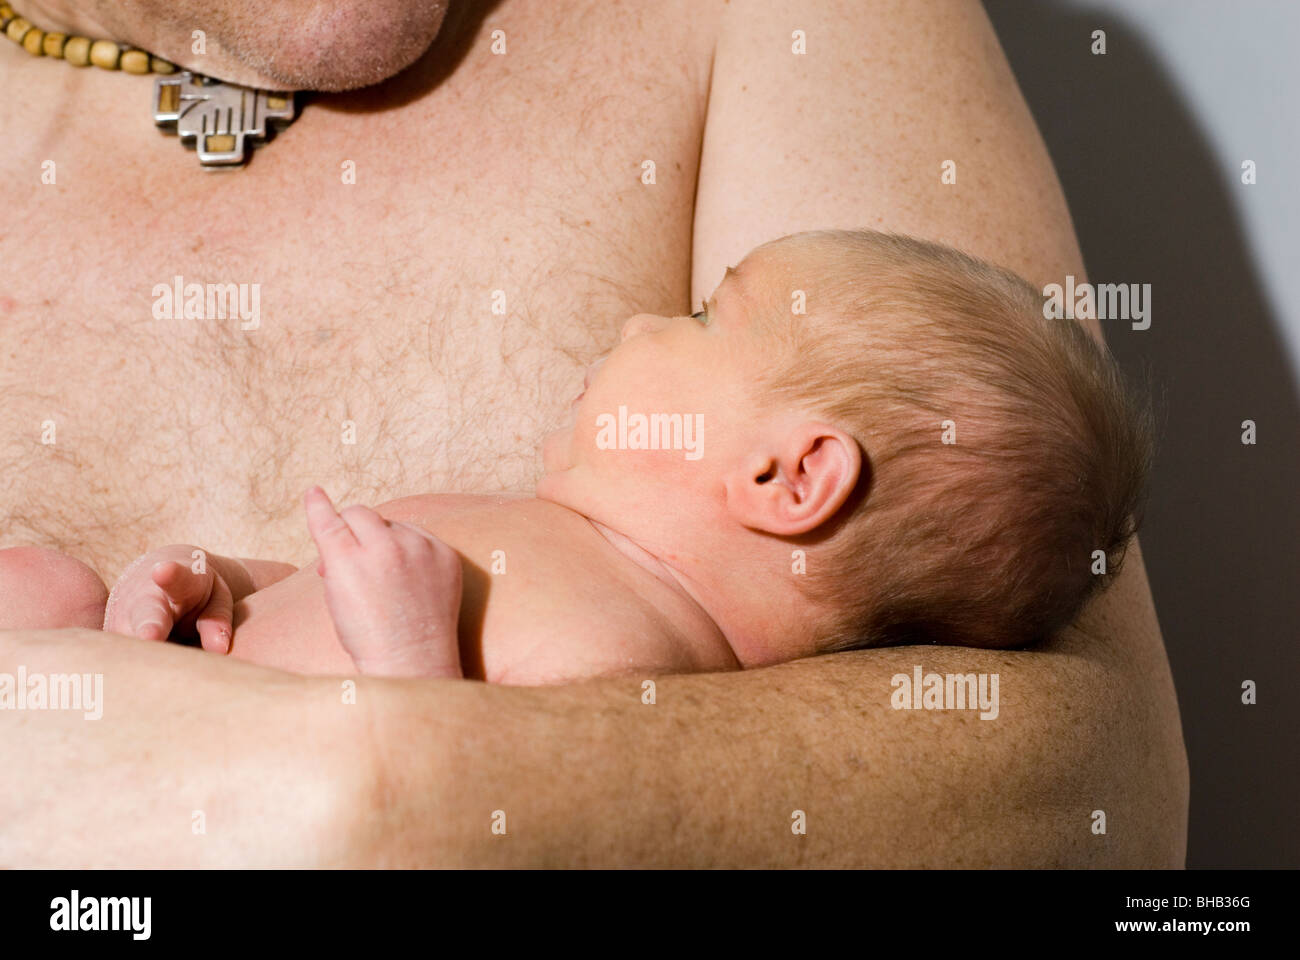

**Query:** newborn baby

left=0, top=230, right=1153, bottom=683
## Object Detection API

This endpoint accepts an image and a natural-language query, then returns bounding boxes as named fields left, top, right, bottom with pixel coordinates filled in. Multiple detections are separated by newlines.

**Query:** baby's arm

left=304, top=487, right=462, bottom=679
left=103, top=546, right=296, bottom=651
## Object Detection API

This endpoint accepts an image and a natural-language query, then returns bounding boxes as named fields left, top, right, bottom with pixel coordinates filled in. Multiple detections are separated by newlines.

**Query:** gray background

left=984, top=0, right=1298, bottom=868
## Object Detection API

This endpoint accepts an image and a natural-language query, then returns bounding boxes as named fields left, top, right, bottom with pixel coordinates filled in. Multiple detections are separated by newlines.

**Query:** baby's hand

left=304, top=487, right=463, bottom=678
left=103, top=546, right=233, bottom=652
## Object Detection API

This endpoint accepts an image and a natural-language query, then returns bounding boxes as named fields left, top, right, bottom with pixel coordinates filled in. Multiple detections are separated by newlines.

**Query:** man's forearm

left=0, top=628, right=370, bottom=867
left=2, top=543, right=1185, bottom=868
left=358, top=551, right=1186, bottom=868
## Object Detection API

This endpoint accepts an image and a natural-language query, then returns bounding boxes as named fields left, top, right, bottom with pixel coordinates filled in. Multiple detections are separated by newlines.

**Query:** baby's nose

left=620, top=313, right=666, bottom=341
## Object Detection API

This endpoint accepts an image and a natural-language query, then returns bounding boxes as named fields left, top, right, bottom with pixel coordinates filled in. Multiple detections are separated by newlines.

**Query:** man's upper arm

left=694, top=0, right=1088, bottom=306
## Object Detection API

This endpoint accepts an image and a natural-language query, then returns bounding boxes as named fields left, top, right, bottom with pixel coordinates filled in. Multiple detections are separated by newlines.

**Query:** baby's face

left=537, top=261, right=778, bottom=521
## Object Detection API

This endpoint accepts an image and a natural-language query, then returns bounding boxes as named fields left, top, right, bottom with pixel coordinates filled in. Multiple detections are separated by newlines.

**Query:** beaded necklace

left=2, top=2, right=296, bottom=168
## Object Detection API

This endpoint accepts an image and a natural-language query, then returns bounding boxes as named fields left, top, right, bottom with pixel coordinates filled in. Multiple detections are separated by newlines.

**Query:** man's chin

left=157, top=0, right=450, bottom=92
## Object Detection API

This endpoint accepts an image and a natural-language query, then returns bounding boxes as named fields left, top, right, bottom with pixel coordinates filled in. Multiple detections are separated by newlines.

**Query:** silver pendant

left=153, top=71, right=296, bottom=168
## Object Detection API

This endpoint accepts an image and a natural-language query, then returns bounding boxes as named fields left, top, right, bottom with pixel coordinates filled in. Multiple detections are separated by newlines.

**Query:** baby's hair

left=749, top=229, right=1155, bottom=651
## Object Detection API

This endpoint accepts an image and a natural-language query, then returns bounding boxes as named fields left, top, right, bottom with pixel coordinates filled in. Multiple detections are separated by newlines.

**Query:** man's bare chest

left=0, top=0, right=712, bottom=575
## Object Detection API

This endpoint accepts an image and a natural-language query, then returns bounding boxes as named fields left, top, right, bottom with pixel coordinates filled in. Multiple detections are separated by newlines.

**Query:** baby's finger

left=151, top=560, right=212, bottom=614
left=127, top=593, right=175, bottom=642
left=305, top=486, right=357, bottom=555
left=340, top=504, right=392, bottom=547
left=195, top=575, right=234, bottom=655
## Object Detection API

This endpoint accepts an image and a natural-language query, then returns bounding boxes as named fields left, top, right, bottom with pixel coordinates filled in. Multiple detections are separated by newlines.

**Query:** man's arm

left=692, top=0, right=1088, bottom=321
left=0, top=545, right=1184, bottom=867
left=352, top=543, right=1185, bottom=867
left=0, top=629, right=369, bottom=867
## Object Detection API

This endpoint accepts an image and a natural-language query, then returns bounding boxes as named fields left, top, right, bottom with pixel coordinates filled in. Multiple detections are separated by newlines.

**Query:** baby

left=0, top=230, right=1154, bottom=683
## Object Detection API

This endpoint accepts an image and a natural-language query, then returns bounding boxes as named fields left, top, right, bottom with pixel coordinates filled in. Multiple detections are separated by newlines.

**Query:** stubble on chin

left=97, top=0, right=450, bottom=92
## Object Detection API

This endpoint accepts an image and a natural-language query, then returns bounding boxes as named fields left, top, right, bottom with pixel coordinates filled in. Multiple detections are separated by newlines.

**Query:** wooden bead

left=21, top=24, right=43, bottom=55
left=42, top=31, right=66, bottom=58
left=4, top=15, right=30, bottom=43
left=0, top=6, right=14, bottom=31
left=120, top=48, right=149, bottom=74
left=62, top=35, right=91, bottom=66
left=150, top=55, right=176, bottom=74
left=88, top=38, right=119, bottom=70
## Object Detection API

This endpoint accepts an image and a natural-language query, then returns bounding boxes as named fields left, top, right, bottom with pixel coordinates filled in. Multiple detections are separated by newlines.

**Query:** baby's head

left=539, top=229, right=1154, bottom=655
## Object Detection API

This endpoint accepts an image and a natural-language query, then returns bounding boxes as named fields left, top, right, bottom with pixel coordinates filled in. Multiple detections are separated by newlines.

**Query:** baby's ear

left=723, top=422, right=861, bottom=536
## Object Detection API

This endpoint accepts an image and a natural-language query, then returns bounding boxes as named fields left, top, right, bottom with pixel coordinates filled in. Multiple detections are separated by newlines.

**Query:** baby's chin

left=535, top=439, right=600, bottom=518
left=534, top=465, right=580, bottom=514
